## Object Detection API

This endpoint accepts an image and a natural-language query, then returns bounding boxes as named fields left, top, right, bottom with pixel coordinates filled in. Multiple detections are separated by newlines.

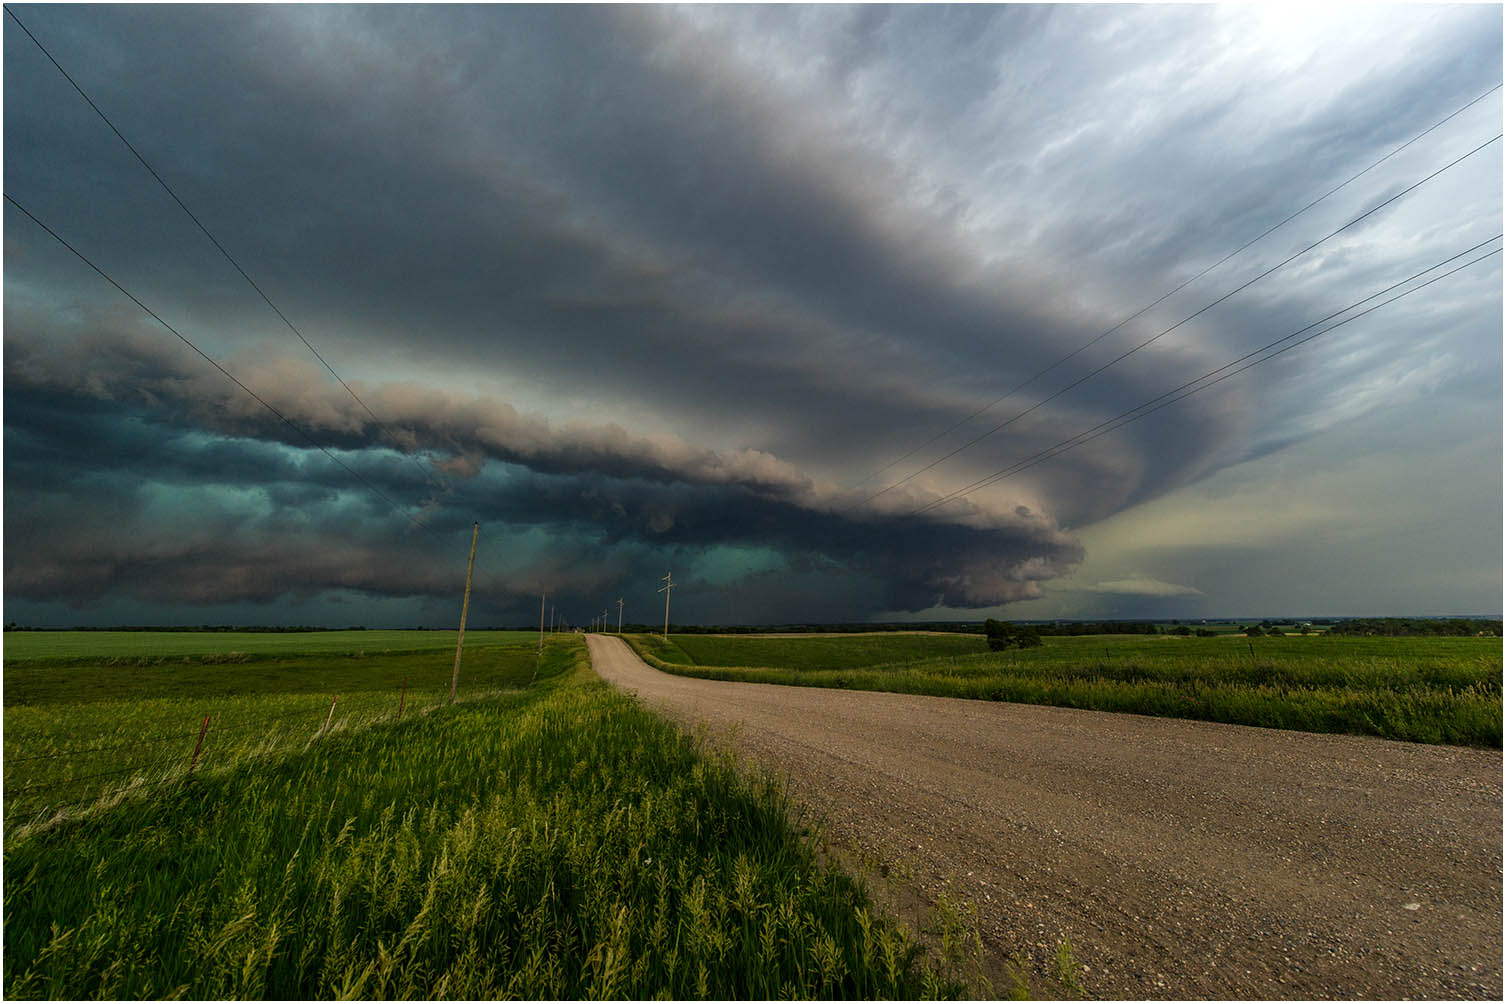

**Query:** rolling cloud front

left=4, top=4, right=1501, bottom=626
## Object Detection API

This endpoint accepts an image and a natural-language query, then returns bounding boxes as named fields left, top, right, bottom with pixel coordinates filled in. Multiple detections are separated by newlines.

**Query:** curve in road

left=587, top=634, right=1501, bottom=1000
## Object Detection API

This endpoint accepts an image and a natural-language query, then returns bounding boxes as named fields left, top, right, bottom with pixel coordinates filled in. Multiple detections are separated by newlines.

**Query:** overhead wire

left=4, top=193, right=446, bottom=541
left=844, top=81, right=1502, bottom=494
left=909, top=236, right=1504, bottom=516
left=3, top=5, right=450, bottom=499
left=845, top=130, right=1503, bottom=512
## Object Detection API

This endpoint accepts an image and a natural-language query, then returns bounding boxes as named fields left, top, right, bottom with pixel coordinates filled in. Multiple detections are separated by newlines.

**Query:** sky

left=3, top=3, right=1502, bottom=628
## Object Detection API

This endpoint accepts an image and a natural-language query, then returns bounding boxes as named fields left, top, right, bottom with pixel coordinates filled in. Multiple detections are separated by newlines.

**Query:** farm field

left=0, top=628, right=536, bottom=662
left=659, top=631, right=988, bottom=670
left=3, top=633, right=959, bottom=999
left=626, top=631, right=1503, bottom=747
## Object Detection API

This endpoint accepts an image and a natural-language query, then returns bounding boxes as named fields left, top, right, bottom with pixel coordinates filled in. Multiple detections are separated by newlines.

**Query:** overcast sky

left=4, top=3, right=1501, bottom=628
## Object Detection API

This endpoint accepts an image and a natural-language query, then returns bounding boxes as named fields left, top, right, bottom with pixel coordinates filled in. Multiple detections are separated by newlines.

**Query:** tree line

left=1325, top=617, right=1502, bottom=637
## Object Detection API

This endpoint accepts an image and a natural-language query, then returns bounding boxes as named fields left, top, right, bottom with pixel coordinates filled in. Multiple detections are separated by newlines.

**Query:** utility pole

left=550, top=605, right=556, bottom=634
left=449, top=521, right=479, bottom=704
left=617, top=597, right=624, bottom=634
left=659, top=571, right=674, bottom=641
left=538, top=592, right=546, bottom=654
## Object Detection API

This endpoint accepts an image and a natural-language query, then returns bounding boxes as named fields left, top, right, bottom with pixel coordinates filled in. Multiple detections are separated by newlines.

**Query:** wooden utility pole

left=538, top=592, right=546, bottom=654
left=449, top=521, right=479, bottom=704
left=659, top=571, right=674, bottom=640
left=617, top=597, right=624, bottom=633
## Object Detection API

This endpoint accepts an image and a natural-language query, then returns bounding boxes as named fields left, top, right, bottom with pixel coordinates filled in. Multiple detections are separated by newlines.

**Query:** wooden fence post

left=450, top=522, right=480, bottom=704
left=189, top=714, right=210, bottom=772
left=398, top=677, right=407, bottom=719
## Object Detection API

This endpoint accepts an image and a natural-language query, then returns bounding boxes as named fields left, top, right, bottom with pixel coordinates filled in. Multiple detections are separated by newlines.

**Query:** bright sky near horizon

left=4, top=3, right=1501, bottom=627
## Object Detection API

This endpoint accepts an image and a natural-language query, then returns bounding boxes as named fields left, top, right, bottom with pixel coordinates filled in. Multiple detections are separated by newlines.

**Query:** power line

left=845, top=81, right=1503, bottom=495
left=4, top=5, right=449, bottom=498
left=911, top=237, right=1503, bottom=516
left=843, top=82, right=1502, bottom=494
left=4, top=192, right=445, bottom=540
left=847, top=130, right=1503, bottom=512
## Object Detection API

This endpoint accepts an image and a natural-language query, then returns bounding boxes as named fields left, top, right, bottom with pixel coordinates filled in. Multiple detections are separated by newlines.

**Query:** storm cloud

left=4, top=4, right=1500, bottom=625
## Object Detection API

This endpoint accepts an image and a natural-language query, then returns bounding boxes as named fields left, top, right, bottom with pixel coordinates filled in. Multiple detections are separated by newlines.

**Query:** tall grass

left=3, top=642, right=547, bottom=831
left=627, top=633, right=1503, bottom=747
left=4, top=638, right=958, bottom=999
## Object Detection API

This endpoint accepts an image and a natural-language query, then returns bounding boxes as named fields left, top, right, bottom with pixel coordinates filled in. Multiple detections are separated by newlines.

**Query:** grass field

left=3, top=632, right=973, bottom=999
left=627, top=632, right=1503, bottom=747
left=1, top=629, right=536, bottom=662
left=662, top=632, right=988, bottom=670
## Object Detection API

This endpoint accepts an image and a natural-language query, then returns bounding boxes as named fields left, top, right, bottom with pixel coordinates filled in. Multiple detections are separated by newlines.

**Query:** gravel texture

left=587, top=634, right=1502, bottom=1000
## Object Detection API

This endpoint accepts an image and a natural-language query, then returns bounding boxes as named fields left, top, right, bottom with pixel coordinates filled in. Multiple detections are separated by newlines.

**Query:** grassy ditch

left=627, top=632, right=1503, bottom=747
left=4, top=636, right=960, bottom=999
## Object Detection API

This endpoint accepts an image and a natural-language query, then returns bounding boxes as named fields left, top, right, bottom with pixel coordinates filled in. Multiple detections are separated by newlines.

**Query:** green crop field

left=659, top=632, right=989, bottom=670
left=627, top=632, right=1503, bottom=748
left=0, top=629, right=537, bottom=662
left=3, top=633, right=969, bottom=999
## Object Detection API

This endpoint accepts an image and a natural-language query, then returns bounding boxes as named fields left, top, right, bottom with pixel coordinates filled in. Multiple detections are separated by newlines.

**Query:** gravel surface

left=588, top=635, right=1502, bottom=1000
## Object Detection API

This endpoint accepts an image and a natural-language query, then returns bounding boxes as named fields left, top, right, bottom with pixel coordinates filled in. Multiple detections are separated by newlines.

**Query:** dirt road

left=587, top=635, right=1501, bottom=999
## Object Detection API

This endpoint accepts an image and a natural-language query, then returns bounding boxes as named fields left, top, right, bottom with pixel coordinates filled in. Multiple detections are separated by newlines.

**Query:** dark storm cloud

left=3, top=4, right=1225, bottom=478
left=5, top=320, right=1081, bottom=619
left=4, top=5, right=1500, bottom=623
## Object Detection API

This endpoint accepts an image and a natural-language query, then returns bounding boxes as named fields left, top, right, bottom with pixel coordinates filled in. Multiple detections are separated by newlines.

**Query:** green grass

left=627, top=632, right=1503, bottom=748
left=3, top=640, right=537, bottom=708
left=1, top=629, right=536, bottom=662
left=648, top=631, right=988, bottom=670
left=4, top=636, right=960, bottom=999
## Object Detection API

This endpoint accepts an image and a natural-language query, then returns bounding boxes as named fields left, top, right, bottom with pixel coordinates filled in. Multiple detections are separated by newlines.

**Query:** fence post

left=322, top=697, right=338, bottom=737
left=451, top=522, right=480, bottom=703
left=398, top=677, right=407, bottom=719
left=189, top=714, right=210, bottom=772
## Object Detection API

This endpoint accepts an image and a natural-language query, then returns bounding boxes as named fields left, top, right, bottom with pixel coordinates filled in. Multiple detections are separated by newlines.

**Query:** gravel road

left=587, top=634, right=1502, bottom=1000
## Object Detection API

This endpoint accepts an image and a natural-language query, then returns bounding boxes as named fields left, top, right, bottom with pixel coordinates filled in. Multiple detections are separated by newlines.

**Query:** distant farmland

left=627, top=631, right=1502, bottom=747
left=0, top=629, right=536, bottom=662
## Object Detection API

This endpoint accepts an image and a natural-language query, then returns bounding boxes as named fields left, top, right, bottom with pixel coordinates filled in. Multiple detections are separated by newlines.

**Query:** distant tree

left=1195, top=628, right=1217, bottom=637
left=1299, top=624, right=1311, bottom=635
left=1245, top=625, right=1264, bottom=637
left=1173, top=625, right=1192, bottom=636
left=985, top=619, right=1043, bottom=651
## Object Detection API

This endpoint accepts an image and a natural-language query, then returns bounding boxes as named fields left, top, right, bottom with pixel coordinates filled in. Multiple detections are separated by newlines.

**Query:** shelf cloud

left=4, top=5, right=1499, bottom=624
